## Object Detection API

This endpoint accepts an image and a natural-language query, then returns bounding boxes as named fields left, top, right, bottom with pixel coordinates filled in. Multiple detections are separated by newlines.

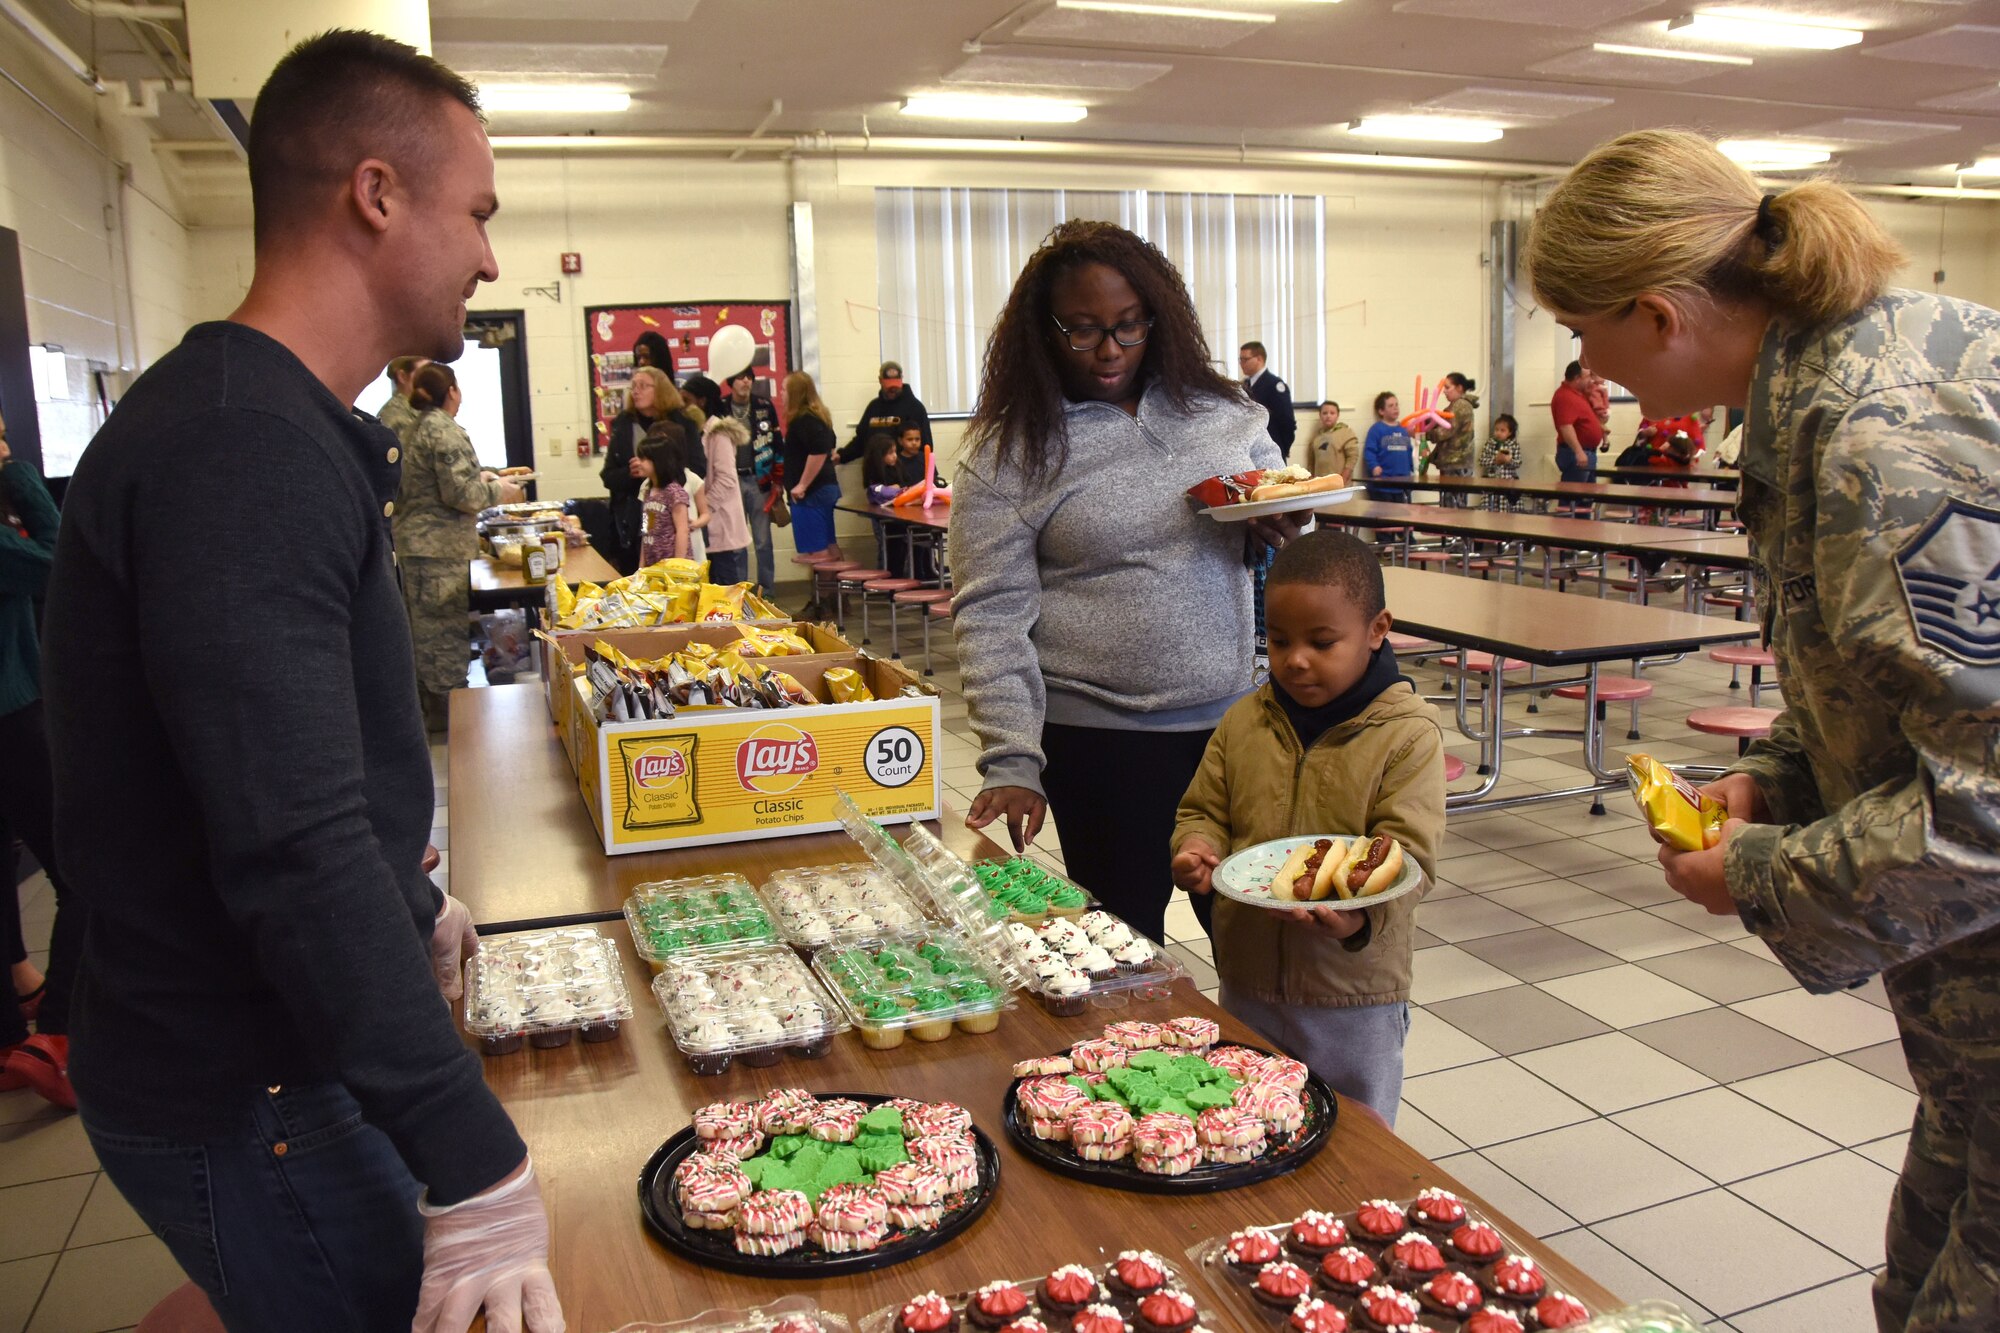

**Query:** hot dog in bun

left=1334, top=834, right=1404, bottom=900
left=1269, top=837, right=1349, bottom=902
left=1246, top=465, right=1349, bottom=503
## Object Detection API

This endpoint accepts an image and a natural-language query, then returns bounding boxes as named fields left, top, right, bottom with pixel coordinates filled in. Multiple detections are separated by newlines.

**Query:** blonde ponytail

left=1525, top=129, right=1905, bottom=330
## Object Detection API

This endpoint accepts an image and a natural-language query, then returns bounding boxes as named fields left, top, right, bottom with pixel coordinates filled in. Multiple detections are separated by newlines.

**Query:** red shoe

left=2, top=1035, right=74, bottom=1111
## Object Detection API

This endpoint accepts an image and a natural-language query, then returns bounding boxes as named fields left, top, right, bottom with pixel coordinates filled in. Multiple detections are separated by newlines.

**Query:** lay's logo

left=736, top=724, right=819, bottom=794
left=633, top=748, right=688, bottom=787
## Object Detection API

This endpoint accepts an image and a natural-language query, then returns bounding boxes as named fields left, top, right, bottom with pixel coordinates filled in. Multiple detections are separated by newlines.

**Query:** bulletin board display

left=586, top=301, right=793, bottom=444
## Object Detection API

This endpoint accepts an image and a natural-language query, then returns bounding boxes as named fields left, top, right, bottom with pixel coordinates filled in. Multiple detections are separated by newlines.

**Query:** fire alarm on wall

left=561, top=252, right=583, bottom=275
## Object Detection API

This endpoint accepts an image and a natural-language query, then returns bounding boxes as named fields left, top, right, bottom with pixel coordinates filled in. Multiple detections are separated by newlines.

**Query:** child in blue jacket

left=1363, top=391, right=1416, bottom=502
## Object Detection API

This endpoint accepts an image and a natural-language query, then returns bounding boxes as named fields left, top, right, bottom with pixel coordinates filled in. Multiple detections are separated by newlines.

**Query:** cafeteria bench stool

left=1436, top=651, right=1530, bottom=772
left=1687, top=705, right=1779, bottom=756
left=859, top=577, right=919, bottom=656
left=923, top=598, right=956, bottom=676
left=809, top=558, right=860, bottom=619
left=1554, top=674, right=1655, bottom=751
left=835, top=567, right=891, bottom=637
left=1443, top=754, right=1468, bottom=783
left=136, top=1283, right=223, bottom=1333
left=890, top=587, right=953, bottom=666
left=1709, top=644, right=1777, bottom=704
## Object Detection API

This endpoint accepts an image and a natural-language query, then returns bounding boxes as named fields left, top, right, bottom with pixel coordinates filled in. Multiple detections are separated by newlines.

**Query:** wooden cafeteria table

left=1368, top=475, right=1738, bottom=517
left=835, top=499, right=953, bottom=531
left=1593, top=463, right=1737, bottom=487
left=473, top=933, right=1623, bottom=1332
left=447, top=683, right=997, bottom=933
left=1380, top=567, right=1758, bottom=811
left=470, top=545, right=621, bottom=612
left=1321, top=499, right=1754, bottom=578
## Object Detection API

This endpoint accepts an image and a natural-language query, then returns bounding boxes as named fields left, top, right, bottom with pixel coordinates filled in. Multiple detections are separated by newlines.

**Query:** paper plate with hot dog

left=1211, top=834, right=1424, bottom=910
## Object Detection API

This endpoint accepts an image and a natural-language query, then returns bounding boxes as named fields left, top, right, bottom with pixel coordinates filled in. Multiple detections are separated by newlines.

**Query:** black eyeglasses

left=1051, top=315, right=1154, bottom=352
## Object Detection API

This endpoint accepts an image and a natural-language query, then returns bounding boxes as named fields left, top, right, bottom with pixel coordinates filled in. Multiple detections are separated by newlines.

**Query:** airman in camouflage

left=1725, top=289, right=2000, bottom=1333
left=377, top=390, right=417, bottom=443
left=1425, top=387, right=1478, bottom=507
left=394, top=406, right=500, bottom=729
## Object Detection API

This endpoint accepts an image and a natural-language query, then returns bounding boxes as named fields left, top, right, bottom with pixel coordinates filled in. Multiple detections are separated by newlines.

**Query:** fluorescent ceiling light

left=1668, top=9, right=1863, bottom=50
left=1055, top=1, right=1274, bottom=24
left=1349, top=115, right=1503, bottom=143
left=901, top=94, right=1088, bottom=123
left=1592, top=41, right=1753, bottom=66
left=479, top=84, right=631, bottom=113
left=1961, top=157, right=2000, bottom=176
left=1718, top=138, right=1832, bottom=168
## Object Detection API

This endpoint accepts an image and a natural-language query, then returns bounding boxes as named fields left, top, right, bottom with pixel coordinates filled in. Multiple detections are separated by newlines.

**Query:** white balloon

left=708, top=325, right=756, bottom=381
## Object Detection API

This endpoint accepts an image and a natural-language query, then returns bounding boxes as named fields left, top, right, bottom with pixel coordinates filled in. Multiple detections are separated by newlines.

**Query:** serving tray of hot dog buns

left=1187, top=467, right=1360, bottom=522
left=1211, top=835, right=1424, bottom=911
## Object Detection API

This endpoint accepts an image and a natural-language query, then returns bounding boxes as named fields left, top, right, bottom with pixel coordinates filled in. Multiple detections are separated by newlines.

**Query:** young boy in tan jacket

left=1172, top=529, right=1444, bottom=1124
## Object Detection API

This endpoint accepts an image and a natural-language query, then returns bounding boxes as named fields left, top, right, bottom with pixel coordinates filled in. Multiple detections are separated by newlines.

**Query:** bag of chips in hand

left=1627, top=754, right=1727, bottom=852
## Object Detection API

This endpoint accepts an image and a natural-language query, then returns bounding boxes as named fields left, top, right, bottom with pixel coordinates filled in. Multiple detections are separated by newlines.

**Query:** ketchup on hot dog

left=1345, top=835, right=1392, bottom=893
left=1295, top=838, right=1334, bottom=896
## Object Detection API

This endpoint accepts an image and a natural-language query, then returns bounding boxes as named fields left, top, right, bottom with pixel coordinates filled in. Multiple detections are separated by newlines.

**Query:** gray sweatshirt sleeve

left=948, top=462, right=1049, bottom=798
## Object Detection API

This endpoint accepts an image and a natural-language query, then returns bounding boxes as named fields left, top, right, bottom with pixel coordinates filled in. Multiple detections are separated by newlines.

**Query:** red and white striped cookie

left=702, top=1131, right=765, bottom=1161
left=732, top=1228, right=804, bottom=1256
left=807, top=1103, right=864, bottom=1143
left=735, top=1189, right=812, bottom=1236
left=905, top=1102, right=973, bottom=1139
left=693, top=1101, right=756, bottom=1140
left=682, top=1209, right=734, bottom=1231
left=1252, top=1054, right=1310, bottom=1092
left=887, top=1200, right=945, bottom=1231
left=1012, top=1054, right=1076, bottom=1078
left=1135, top=1148, right=1201, bottom=1176
left=1069, top=1102, right=1136, bottom=1145
left=1133, top=1111, right=1199, bottom=1159
left=1028, top=1116, right=1071, bottom=1142
left=679, top=1162, right=753, bottom=1215
left=753, top=1087, right=819, bottom=1135
left=670, top=1151, right=734, bottom=1199
left=1017, top=1077, right=1091, bottom=1122
left=1234, top=1082, right=1306, bottom=1135
left=1104, top=1020, right=1164, bottom=1050
left=1204, top=1045, right=1266, bottom=1082
left=815, top=1184, right=888, bottom=1234
left=911, top=1136, right=979, bottom=1193
left=810, top=1220, right=887, bottom=1254
left=1197, top=1106, right=1268, bottom=1150
left=1163, top=1016, right=1220, bottom=1051
left=873, top=1162, right=949, bottom=1207
left=1070, top=1039, right=1130, bottom=1074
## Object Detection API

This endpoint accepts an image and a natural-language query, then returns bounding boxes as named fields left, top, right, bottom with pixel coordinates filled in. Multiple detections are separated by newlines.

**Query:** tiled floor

left=4, top=574, right=1915, bottom=1332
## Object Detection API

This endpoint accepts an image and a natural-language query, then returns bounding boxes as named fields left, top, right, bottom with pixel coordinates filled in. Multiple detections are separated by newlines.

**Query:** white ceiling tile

left=1527, top=46, right=1740, bottom=84
left=1862, top=24, right=2000, bottom=67
left=1395, top=0, right=1657, bottom=26
left=1014, top=2, right=1273, bottom=50
left=1919, top=82, right=2000, bottom=112
left=943, top=53, right=1172, bottom=92
left=1788, top=116, right=1961, bottom=145
left=1419, top=86, right=1614, bottom=122
left=436, top=42, right=669, bottom=80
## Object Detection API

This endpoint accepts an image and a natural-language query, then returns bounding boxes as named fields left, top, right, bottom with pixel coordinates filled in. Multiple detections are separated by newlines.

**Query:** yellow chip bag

left=1627, top=754, right=1727, bottom=852
left=743, top=589, right=786, bottom=621
left=697, top=582, right=752, bottom=622
left=679, top=641, right=719, bottom=662
left=547, top=575, right=577, bottom=621
left=823, top=667, right=874, bottom=704
left=734, top=625, right=812, bottom=657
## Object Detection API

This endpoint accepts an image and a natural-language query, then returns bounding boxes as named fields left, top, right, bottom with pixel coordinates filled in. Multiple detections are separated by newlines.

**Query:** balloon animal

left=1399, top=374, right=1454, bottom=436
left=891, top=447, right=951, bottom=509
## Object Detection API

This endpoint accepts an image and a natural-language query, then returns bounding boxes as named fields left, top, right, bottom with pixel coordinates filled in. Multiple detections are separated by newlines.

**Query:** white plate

left=1201, top=486, right=1361, bottom=522
left=1212, top=835, right=1426, bottom=911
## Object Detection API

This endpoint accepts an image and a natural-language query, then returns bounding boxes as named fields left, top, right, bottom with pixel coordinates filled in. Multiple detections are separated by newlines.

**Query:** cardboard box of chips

left=568, top=654, right=941, bottom=855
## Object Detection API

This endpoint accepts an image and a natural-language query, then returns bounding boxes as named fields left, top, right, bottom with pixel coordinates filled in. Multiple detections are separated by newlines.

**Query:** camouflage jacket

left=393, top=410, right=499, bottom=561
left=1726, top=288, right=2000, bottom=993
left=1425, top=390, right=1479, bottom=470
left=378, top=392, right=417, bottom=443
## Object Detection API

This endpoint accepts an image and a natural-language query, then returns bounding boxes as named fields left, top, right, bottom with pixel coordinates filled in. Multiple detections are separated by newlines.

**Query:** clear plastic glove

left=413, top=1159, right=565, bottom=1333
left=432, top=894, right=479, bottom=1003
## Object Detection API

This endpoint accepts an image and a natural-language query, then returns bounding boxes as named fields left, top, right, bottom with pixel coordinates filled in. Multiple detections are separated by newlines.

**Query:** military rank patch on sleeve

left=1897, top=498, right=2000, bottom=666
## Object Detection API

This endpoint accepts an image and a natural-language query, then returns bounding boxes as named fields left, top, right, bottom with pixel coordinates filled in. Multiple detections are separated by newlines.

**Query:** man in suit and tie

left=1239, top=341, right=1296, bottom=460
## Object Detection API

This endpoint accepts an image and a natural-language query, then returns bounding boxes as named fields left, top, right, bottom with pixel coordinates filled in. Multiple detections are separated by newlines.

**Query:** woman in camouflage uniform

left=1423, top=372, right=1479, bottom=507
left=394, top=364, right=520, bottom=731
left=1528, top=129, right=2000, bottom=1333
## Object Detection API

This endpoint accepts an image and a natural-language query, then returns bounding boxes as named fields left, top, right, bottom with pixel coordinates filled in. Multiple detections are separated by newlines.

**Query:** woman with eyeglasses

left=951, top=219, right=1295, bottom=945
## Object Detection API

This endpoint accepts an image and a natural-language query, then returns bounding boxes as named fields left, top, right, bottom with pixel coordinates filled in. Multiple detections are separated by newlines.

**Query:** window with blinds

left=875, top=187, right=1326, bottom=414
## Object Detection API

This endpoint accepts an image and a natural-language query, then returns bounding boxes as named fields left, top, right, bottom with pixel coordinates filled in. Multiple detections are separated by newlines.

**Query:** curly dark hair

left=965, top=219, right=1243, bottom=478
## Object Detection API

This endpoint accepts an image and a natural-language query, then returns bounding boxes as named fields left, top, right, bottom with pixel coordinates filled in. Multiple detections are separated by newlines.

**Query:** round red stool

left=1709, top=644, right=1778, bottom=703
left=1386, top=631, right=1437, bottom=654
left=1438, top=651, right=1529, bottom=674
left=1687, top=705, right=1780, bottom=756
left=920, top=597, right=957, bottom=676
left=863, top=577, right=922, bottom=656
left=1554, top=673, right=1655, bottom=742
left=1443, top=754, right=1467, bottom=783
left=832, top=567, right=890, bottom=637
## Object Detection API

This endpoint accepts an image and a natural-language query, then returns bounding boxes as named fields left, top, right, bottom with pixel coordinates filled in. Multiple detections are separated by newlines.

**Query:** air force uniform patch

left=1897, top=498, right=2000, bottom=666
